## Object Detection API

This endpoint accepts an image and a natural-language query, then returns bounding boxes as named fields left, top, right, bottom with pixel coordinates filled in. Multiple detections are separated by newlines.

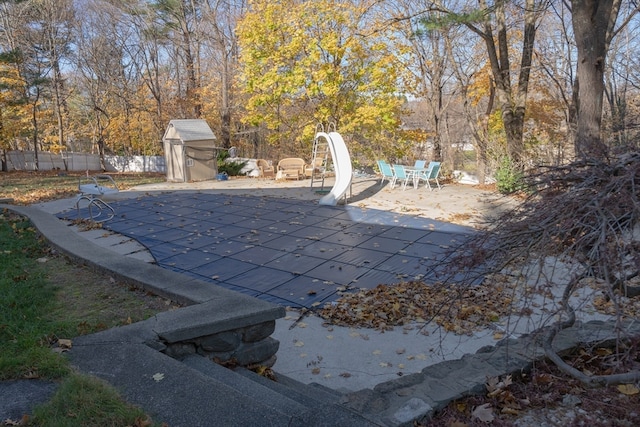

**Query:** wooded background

left=0, top=0, right=637, bottom=182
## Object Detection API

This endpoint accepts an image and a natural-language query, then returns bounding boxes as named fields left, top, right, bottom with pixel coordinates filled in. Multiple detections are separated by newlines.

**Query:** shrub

left=217, top=150, right=247, bottom=176
left=495, top=156, right=524, bottom=194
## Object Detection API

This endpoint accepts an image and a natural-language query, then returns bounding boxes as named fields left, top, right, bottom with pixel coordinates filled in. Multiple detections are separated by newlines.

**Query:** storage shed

left=163, top=119, right=221, bottom=182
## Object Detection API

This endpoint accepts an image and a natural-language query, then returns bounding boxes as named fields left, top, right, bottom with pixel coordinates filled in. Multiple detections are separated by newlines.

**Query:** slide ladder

left=318, top=131, right=353, bottom=206
left=309, top=133, right=331, bottom=190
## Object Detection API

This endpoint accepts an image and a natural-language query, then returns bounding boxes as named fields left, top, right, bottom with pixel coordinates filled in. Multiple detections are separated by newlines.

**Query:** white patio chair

left=75, top=174, right=119, bottom=222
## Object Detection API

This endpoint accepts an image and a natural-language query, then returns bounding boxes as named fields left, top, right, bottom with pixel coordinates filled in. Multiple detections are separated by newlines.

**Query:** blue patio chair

left=414, top=160, right=427, bottom=169
left=377, top=160, right=394, bottom=187
left=416, top=161, right=442, bottom=191
left=391, top=164, right=413, bottom=190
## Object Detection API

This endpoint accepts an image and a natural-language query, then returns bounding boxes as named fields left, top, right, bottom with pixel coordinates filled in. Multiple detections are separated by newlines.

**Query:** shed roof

left=163, top=119, right=217, bottom=142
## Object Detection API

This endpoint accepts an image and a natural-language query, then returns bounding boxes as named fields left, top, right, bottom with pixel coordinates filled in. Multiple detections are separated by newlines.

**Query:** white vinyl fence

left=4, top=151, right=165, bottom=173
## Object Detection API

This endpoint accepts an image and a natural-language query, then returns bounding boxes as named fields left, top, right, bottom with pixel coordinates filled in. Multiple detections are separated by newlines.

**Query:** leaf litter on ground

left=319, top=274, right=518, bottom=334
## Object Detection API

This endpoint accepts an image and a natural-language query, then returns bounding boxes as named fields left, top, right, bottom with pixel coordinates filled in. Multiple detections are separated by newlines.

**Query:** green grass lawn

left=0, top=211, right=165, bottom=426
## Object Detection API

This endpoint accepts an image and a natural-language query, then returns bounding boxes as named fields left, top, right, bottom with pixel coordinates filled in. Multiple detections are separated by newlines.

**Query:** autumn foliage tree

left=0, top=56, right=29, bottom=171
left=237, top=0, right=414, bottom=161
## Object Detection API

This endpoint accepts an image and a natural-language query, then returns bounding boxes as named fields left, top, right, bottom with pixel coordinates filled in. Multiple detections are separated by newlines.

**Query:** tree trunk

left=178, top=0, right=201, bottom=118
left=31, top=86, right=40, bottom=171
left=571, top=0, right=620, bottom=160
left=221, top=58, right=231, bottom=148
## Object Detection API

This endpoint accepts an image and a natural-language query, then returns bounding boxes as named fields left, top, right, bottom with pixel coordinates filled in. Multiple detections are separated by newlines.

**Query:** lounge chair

left=256, top=159, right=275, bottom=179
left=75, top=174, right=119, bottom=222
left=276, top=158, right=306, bottom=180
left=305, top=157, right=325, bottom=179
left=391, top=164, right=414, bottom=190
left=416, top=161, right=442, bottom=190
left=414, top=160, right=427, bottom=169
left=376, top=160, right=394, bottom=187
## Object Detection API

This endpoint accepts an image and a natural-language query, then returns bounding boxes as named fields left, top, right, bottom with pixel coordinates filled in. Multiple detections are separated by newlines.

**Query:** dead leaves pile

left=427, top=345, right=640, bottom=426
left=319, top=277, right=517, bottom=334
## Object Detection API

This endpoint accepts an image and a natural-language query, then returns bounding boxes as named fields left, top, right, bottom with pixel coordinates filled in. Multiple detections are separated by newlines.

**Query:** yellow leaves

left=237, top=0, right=410, bottom=154
left=468, top=63, right=493, bottom=107
left=251, top=365, right=277, bottom=380
left=617, top=384, right=640, bottom=395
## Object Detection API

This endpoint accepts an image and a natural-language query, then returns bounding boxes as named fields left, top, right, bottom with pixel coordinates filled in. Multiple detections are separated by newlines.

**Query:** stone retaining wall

left=163, top=320, right=280, bottom=367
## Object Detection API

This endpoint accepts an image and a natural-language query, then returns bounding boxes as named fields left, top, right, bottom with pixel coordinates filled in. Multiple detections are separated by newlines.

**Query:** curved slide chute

left=318, top=131, right=352, bottom=206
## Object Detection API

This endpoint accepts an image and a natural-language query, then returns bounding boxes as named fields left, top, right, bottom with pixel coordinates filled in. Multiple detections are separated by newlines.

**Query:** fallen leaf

left=134, top=417, right=153, bottom=427
left=471, top=403, right=494, bottom=423
left=339, top=372, right=351, bottom=378
left=311, top=367, right=321, bottom=375
left=486, top=376, right=499, bottom=392
left=372, top=350, right=382, bottom=355
left=618, top=384, right=640, bottom=395
left=152, top=373, right=165, bottom=382
left=294, top=340, right=304, bottom=347
left=57, top=338, right=73, bottom=349
left=455, top=401, right=467, bottom=412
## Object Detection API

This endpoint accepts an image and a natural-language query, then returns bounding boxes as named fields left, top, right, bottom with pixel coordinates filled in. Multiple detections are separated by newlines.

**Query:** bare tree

left=466, top=0, right=549, bottom=169
left=443, top=30, right=495, bottom=183
left=201, top=0, right=246, bottom=149
left=602, top=5, right=640, bottom=149
left=392, top=0, right=457, bottom=163
left=26, top=0, right=75, bottom=159
left=571, top=0, right=619, bottom=159
left=152, top=0, right=203, bottom=118
left=0, top=0, right=47, bottom=169
left=440, top=1, right=640, bottom=386
left=533, top=2, right=576, bottom=164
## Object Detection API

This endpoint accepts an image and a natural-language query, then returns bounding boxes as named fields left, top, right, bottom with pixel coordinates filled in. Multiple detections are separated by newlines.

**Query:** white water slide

left=317, top=131, right=353, bottom=206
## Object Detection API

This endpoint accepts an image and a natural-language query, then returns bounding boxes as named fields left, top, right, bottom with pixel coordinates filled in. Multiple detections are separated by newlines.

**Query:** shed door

left=168, top=141, right=185, bottom=182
